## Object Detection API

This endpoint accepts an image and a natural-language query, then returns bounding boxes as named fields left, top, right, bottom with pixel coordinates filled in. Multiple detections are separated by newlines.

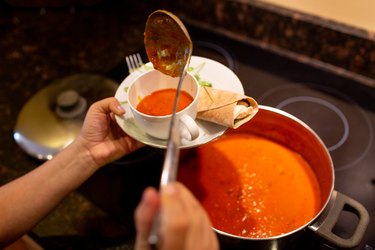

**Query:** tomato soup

left=178, top=134, right=321, bottom=238
left=136, top=88, right=193, bottom=116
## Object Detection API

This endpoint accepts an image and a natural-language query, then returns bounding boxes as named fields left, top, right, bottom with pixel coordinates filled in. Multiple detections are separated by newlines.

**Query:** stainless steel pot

left=202, top=106, right=369, bottom=249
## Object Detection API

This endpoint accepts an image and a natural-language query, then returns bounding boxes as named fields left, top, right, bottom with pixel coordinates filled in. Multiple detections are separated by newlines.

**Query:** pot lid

left=13, top=74, right=118, bottom=160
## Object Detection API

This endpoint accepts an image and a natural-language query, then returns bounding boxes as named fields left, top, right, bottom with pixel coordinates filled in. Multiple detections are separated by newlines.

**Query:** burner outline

left=276, top=96, right=349, bottom=152
left=193, top=40, right=237, bottom=72
left=259, top=84, right=373, bottom=171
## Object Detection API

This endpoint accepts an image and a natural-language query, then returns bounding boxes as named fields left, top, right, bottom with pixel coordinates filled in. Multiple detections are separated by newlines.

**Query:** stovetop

left=80, top=26, right=375, bottom=249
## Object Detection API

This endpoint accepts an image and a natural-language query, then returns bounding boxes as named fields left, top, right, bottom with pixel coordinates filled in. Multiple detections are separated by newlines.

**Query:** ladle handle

left=148, top=66, right=188, bottom=248
left=148, top=123, right=181, bottom=247
left=309, top=190, right=369, bottom=249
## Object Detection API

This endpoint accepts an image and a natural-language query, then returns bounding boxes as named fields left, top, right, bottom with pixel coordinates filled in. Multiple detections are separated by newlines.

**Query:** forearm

left=0, top=140, right=99, bottom=246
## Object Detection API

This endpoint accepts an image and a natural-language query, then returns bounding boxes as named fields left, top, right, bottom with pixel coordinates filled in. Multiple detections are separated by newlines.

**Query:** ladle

left=144, top=10, right=192, bottom=247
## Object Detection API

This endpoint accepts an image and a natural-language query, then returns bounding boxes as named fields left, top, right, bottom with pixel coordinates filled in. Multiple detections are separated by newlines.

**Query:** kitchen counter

left=167, top=0, right=375, bottom=87
left=0, top=1, right=160, bottom=248
left=0, top=1, right=374, bottom=249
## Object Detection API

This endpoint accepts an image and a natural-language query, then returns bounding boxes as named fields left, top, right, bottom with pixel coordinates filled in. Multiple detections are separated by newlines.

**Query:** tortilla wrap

left=197, top=87, right=258, bottom=129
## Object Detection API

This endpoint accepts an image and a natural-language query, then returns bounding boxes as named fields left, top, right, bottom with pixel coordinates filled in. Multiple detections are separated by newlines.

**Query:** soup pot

left=181, top=105, right=369, bottom=249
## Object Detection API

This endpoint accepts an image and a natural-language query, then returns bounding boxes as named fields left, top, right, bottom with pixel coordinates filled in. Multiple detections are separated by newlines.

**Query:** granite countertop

left=1, top=0, right=374, bottom=249
left=167, top=0, right=375, bottom=88
left=0, top=1, right=160, bottom=249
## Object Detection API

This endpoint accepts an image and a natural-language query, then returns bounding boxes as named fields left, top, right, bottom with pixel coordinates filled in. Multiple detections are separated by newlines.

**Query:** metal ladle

left=144, top=10, right=193, bottom=247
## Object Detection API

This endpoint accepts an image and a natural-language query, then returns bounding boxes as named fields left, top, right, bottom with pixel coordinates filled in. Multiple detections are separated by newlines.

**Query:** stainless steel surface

left=203, top=106, right=369, bottom=249
left=13, top=74, right=118, bottom=160
left=125, top=53, right=144, bottom=73
left=148, top=64, right=190, bottom=247
left=160, top=68, right=189, bottom=188
left=144, top=10, right=193, bottom=247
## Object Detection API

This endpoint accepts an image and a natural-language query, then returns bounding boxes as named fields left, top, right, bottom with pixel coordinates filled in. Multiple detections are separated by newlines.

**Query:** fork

left=125, top=53, right=144, bottom=73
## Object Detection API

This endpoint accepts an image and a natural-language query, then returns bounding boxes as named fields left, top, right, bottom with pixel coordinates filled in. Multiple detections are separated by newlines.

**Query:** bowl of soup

left=178, top=105, right=369, bottom=249
left=127, top=69, right=200, bottom=140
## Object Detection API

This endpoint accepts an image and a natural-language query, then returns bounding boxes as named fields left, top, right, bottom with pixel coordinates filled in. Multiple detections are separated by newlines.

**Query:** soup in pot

left=178, top=133, right=321, bottom=238
left=136, top=88, right=193, bottom=116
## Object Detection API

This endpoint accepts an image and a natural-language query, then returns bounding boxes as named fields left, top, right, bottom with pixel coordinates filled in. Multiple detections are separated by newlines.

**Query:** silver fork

left=125, top=53, right=144, bottom=73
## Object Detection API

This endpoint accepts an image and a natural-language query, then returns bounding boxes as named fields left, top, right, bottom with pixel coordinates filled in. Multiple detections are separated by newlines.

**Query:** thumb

left=159, top=183, right=188, bottom=250
left=134, top=187, right=160, bottom=250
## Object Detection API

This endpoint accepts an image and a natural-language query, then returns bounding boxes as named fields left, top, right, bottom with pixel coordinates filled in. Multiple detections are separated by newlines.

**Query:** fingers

left=160, top=183, right=219, bottom=250
left=134, top=187, right=160, bottom=250
left=90, top=97, right=125, bottom=116
left=135, top=183, right=219, bottom=250
left=110, top=98, right=126, bottom=116
left=177, top=182, right=219, bottom=250
left=159, top=183, right=188, bottom=249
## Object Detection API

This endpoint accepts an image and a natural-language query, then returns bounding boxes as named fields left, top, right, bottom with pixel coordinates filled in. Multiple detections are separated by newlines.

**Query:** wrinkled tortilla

left=197, top=87, right=258, bottom=129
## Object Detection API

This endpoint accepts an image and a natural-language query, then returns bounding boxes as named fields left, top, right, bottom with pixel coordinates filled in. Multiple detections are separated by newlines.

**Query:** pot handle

left=308, top=190, right=369, bottom=249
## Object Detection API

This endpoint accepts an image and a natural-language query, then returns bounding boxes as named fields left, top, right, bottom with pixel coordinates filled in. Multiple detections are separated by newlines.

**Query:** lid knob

left=55, top=90, right=87, bottom=119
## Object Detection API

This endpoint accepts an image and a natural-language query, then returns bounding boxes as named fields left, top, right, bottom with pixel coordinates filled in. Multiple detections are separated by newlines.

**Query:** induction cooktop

left=79, top=26, right=375, bottom=250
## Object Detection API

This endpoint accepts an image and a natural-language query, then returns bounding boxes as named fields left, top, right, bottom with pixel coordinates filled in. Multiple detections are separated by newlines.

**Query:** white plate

left=114, top=56, right=244, bottom=149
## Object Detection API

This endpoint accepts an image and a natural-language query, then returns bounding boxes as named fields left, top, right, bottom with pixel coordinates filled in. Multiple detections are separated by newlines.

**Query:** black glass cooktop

left=80, top=26, right=375, bottom=250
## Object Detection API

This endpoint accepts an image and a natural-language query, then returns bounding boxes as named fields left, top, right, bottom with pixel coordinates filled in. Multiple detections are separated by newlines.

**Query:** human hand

left=134, top=182, right=219, bottom=250
left=75, top=97, right=143, bottom=168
